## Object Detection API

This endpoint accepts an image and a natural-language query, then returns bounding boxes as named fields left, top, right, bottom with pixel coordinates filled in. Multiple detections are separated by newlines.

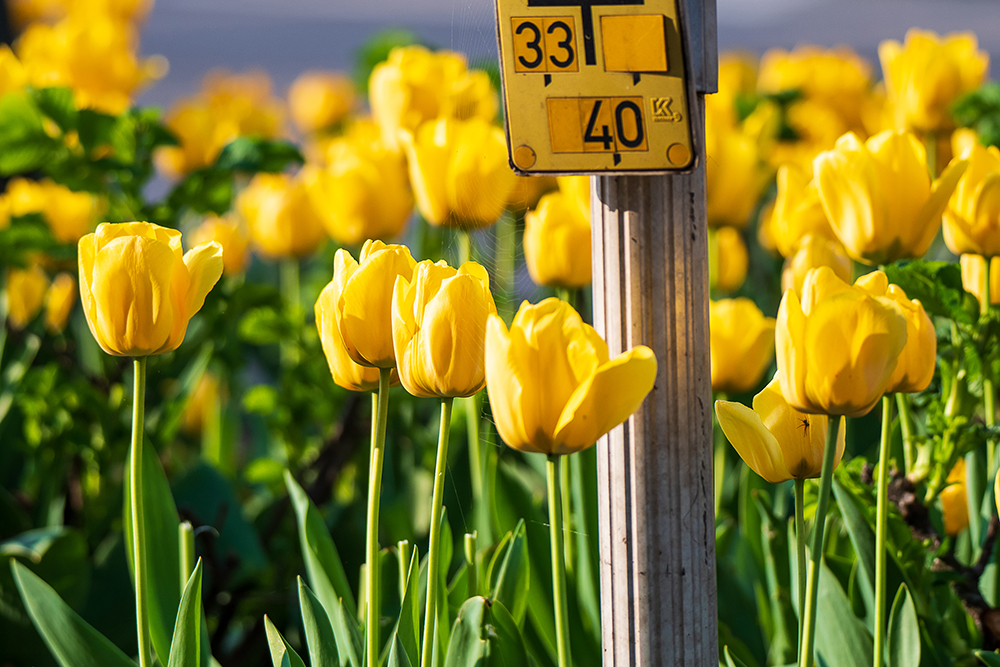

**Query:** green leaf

left=124, top=435, right=181, bottom=667
left=329, top=596, right=363, bottom=667
left=286, top=471, right=358, bottom=619
left=884, top=260, right=976, bottom=326
left=76, top=109, right=118, bottom=154
left=11, top=559, right=135, bottom=667
left=0, top=91, right=58, bottom=174
left=488, top=519, right=529, bottom=625
left=395, top=546, right=420, bottom=667
left=387, top=633, right=413, bottom=667
left=168, top=560, right=204, bottom=667
left=213, top=137, right=304, bottom=173
left=443, top=597, right=529, bottom=667
left=298, top=577, right=339, bottom=667
left=724, top=646, right=751, bottom=667
left=976, top=650, right=1000, bottom=666
left=831, top=478, right=876, bottom=625
left=751, top=493, right=796, bottom=665
left=953, top=82, right=1000, bottom=149
left=32, top=87, right=77, bottom=132
left=815, top=558, right=873, bottom=667
left=264, top=615, right=307, bottom=667
left=887, top=584, right=920, bottom=667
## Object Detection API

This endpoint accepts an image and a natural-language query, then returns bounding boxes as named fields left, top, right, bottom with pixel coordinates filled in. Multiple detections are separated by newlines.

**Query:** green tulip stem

left=794, top=477, right=806, bottom=651
left=798, top=418, right=840, bottom=667
left=547, top=454, right=572, bottom=667
left=421, top=397, right=454, bottom=667
left=179, top=521, right=195, bottom=594
left=560, top=453, right=574, bottom=574
left=982, top=257, right=997, bottom=474
left=925, top=131, right=937, bottom=179
left=130, top=357, right=152, bottom=667
left=280, top=258, right=301, bottom=367
left=366, top=368, right=392, bottom=667
left=873, top=395, right=894, bottom=667
left=464, top=532, right=478, bottom=598
left=398, top=540, right=410, bottom=597
left=895, top=393, right=916, bottom=477
left=457, top=230, right=473, bottom=265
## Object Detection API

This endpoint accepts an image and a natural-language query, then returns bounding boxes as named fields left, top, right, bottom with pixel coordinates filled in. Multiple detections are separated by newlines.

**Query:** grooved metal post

left=591, top=1, right=718, bottom=664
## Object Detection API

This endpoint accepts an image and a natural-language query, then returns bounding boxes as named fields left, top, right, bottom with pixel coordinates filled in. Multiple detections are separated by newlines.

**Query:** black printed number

left=615, top=100, right=645, bottom=149
left=515, top=21, right=543, bottom=70
left=584, top=100, right=613, bottom=150
left=547, top=21, right=574, bottom=68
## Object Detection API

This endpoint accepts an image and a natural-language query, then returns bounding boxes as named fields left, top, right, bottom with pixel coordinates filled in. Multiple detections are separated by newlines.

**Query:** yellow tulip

left=485, top=297, right=657, bottom=455
left=0, top=45, right=26, bottom=97
left=781, top=234, right=852, bottom=296
left=10, top=0, right=153, bottom=25
left=941, top=459, right=969, bottom=537
left=769, top=164, right=836, bottom=257
left=401, top=117, right=516, bottom=228
left=288, top=71, right=355, bottom=134
left=238, top=172, right=328, bottom=259
left=715, top=52, right=757, bottom=109
left=879, top=29, right=989, bottom=133
left=775, top=267, right=908, bottom=417
left=181, top=372, right=221, bottom=436
left=507, top=175, right=557, bottom=212
left=709, top=298, right=775, bottom=394
left=556, top=176, right=591, bottom=222
left=78, top=222, right=223, bottom=356
left=854, top=271, right=936, bottom=394
left=331, top=240, right=416, bottom=369
left=45, top=272, right=76, bottom=333
left=392, top=260, right=496, bottom=398
left=189, top=215, right=249, bottom=275
left=943, top=137, right=1000, bottom=257
left=960, top=254, right=1000, bottom=307
left=6, top=264, right=49, bottom=329
left=709, top=226, right=748, bottom=293
left=715, top=379, right=846, bottom=483
left=5, top=178, right=104, bottom=243
left=523, top=190, right=591, bottom=289
left=814, top=130, right=967, bottom=265
left=706, top=109, right=769, bottom=228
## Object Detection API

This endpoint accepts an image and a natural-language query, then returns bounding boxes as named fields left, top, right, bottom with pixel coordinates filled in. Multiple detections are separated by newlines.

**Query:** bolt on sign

left=494, top=0, right=694, bottom=175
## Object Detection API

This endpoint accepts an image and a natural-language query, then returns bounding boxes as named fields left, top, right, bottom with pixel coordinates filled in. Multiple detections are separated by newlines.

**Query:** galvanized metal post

left=591, top=1, right=718, bottom=665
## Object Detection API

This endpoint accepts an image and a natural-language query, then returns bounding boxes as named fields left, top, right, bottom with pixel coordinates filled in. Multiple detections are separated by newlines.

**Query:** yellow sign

left=495, top=0, right=693, bottom=175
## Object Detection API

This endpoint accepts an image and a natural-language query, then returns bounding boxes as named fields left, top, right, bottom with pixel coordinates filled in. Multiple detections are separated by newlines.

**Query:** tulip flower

left=943, top=137, right=1000, bottom=257
left=941, top=460, right=969, bottom=537
left=6, top=263, right=48, bottom=329
left=769, top=164, right=837, bottom=258
left=189, top=215, right=250, bottom=275
left=709, top=299, right=775, bottom=394
left=706, top=107, right=769, bottom=228
left=507, top=175, right=557, bottom=212
left=288, top=71, right=355, bottom=134
left=0, top=45, right=26, bottom=97
left=709, top=226, right=748, bottom=293
left=4, top=178, right=104, bottom=243
left=814, top=130, right=967, bottom=265
left=775, top=266, right=908, bottom=417
left=78, top=222, right=223, bottom=357
left=181, top=372, right=221, bottom=436
left=400, top=117, right=517, bottom=228
left=961, top=254, right=1000, bottom=307
left=44, top=272, right=76, bottom=334
left=238, top=172, right=328, bottom=259
left=879, top=29, right=989, bottom=134
left=523, top=190, right=591, bottom=289
left=781, top=234, right=852, bottom=296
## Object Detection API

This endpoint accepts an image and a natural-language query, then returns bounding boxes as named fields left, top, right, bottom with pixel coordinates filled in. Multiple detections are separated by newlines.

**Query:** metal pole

left=591, top=1, right=717, bottom=664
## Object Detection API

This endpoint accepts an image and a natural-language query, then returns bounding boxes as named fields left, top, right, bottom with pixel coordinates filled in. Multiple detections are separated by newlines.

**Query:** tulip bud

left=710, top=299, right=775, bottom=394
left=715, top=379, right=846, bottom=483
left=781, top=234, right=852, bottom=296
left=523, top=191, right=591, bottom=289
left=941, top=459, right=969, bottom=537
left=238, top=172, right=328, bottom=259
left=78, top=222, right=223, bottom=356
left=45, top=272, right=76, bottom=334
left=6, top=264, right=48, bottom=329
left=943, top=138, right=1000, bottom=258
left=485, top=297, right=657, bottom=455
left=960, top=254, right=1000, bottom=307
left=288, top=71, right=355, bottom=134
left=709, top=226, right=748, bottom=293
left=189, top=215, right=250, bottom=275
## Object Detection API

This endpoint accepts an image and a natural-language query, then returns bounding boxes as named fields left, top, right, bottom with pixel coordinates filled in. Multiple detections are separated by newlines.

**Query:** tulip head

left=523, top=190, right=591, bottom=289
left=189, top=215, right=249, bottom=275
left=775, top=267, right=908, bottom=417
left=392, top=260, right=496, bottom=398
left=943, top=139, right=1000, bottom=257
left=485, top=298, right=657, bottom=455
left=781, top=234, right=852, bottom=296
left=288, top=71, right=355, bottom=134
left=961, top=254, right=1000, bottom=307
left=770, top=164, right=836, bottom=257
left=941, top=459, right=969, bottom=537
left=6, top=263, right=48, bottom=329
left=45, top=272, right=76, bottom=334
left=715, top=379, right=845, bottom=483
left=238, top=172, right=328, bottom=259
left=709, top=226, right=748, bottom=293
left=4, top=178, right=104, bottom=243
left=705, top=113, right=769, bottom=228
left=709, top=298, right=775, bottom=394
left=78, top=222, right=223, bottom=356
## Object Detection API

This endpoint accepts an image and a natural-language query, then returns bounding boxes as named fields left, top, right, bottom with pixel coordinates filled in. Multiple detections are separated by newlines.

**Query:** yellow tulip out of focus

left=961, top=254, right=1000, bottom=307
left=369, top=45, right=498, bottom=151
left=10, top=0, right=153, bottom=27
left=769, top=164, right=836, bottom=257
left=401, top=117, right=517, bottom=228
left=0, top=46, right=27, bottom=98
left=709, top=226, right=748, bottom=293
left=814, top=130, right=967, bottom=265
left=303, top=120, right=413, bottom=246
left=523, top=190, right=591, bottom=289
left=6, top=263, right=49, bottom=329
left=2, top=178, right=105, bottom=243
left=709, top=298, right=775, bottom=394
left=879, top=29, right=989, bottom=134
left=78, top=222, right=223, bottom=356
left=189, top=215, right=250, bottom=275
left=392, top=260, right=497, bottom=398
left=715, top=378, right=846, bottom=483
left=238, top=172, right=328, bottom=259
left=45, top=272, right=76, bottom=333
left=854, top=271, right=936, bottom=394
left=181, top=371, right=221, bottom=436
left=944, top=134, right=1000, bottom=257
left=288, top=71, right=355, bottom=134
left=775, top=267, right=908, bottom=417
left=485, top=297, right=657, bottom=456
left=781, top=233, right=852, bottom=296
left=941, top=459, right=970, bottom=537
left=705, top=103, right=769, bottom=228
left=327, top=239, right=416, bottom=370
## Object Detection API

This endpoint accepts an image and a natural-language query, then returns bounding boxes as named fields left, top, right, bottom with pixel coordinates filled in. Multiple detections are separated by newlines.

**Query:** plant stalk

left=895, top=393, right=915, bottom=477
left=421, top=397, right=454, bottom=667
left=130, top=357, right=152, bottom=667
left=365, top=368, right=392, bottom=667
left=983, top=257, right=996, bottom=475
left=280, top=258, right=301, bottom=367
left=547, top=455, right=572, bottom=667
left=794, top=477, right=806, bottom=652
left=179, top=521, right=195, bottom=594
left=874, top=395, right=894, bottom=667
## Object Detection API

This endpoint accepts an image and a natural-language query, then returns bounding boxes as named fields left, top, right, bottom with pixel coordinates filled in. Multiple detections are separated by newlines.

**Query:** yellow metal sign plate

left=495, top=0, right=693, bottom=175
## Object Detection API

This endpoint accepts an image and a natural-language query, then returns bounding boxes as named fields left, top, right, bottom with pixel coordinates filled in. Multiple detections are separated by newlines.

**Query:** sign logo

left=651, top=97, right=682, bottom=122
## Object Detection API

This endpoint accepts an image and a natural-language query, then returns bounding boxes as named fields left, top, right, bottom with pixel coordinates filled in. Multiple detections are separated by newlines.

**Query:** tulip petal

left=775, top=288, right=813, bottom=412
left=913, top=156, right=968, bottom=254
left=182, top=241, right=224, bottom=318
left=485, top=313, right=539, bottom=453
left=400, top=121, right=452, bottom=225
left=715, top=399, right=792, bottom=484
left=814, top=133, right=878, bottom=262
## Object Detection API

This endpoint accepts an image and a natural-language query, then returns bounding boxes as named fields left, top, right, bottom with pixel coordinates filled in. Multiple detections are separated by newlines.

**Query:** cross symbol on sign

left=526, top=0, right=645, bottom=66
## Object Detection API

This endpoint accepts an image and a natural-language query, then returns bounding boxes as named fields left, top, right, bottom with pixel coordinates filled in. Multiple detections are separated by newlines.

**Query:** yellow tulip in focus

left=331, top=240, right=416, bottom=369
left=238, top=172, right=328, bottom=259
left=78, top=222, right=223, bottom=356
left=941, top=459, right=969, bottom=537
left=189, top=215, right=249, bottom=275
left=879, top=29, right=989, bottom=133
left=485, top=298, right=657, bottom=455
left=44, top=272, right=76, bottom=333
left=709, top=226, right=748, bottom=293
left=715, top=379, right=846, bottom=483
left=961, top=254, right=1000, bottom=307
left=769, top=164, right=836, bottom=257
left=814, top=130, right=967, bottom=265
left=288, top=71, right=355, bottom=134
left=6, top=264, right=49, bottom=329
left=392, top=260, right=496, bottom=398
left=781, top=234, right=852, bottom=296
left=709, top=298, right=775, bottom=394
left=943, top=136, right=1000, bottom=257
left=854, top=271, right=936, bottom=394
left=523, top=190, right=591, bottom=289
left=4, top=178, right=104, bottom=243
left=401, top=117, right=516, bottom=228
left=775, top=267, right=908, bottom=417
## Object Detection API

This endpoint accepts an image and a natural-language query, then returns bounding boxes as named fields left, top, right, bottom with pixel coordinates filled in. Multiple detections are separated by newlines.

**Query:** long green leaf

left=976, top=650, right=1000, bottom=666
left=264, top=615, right=307, bottom=667
left=751, top=495, right=795, bottom=666
left=11, top=560, right=135, bottom=667
left=387, top=633, right=413, bottom=667
left=298, top=577, right=340, bottom=667
left=329, top=594, right=363, bottom=667
left=168, top=560, right=204, bottom=667
left=831, top=478, right=876, bottom=626
left=815, top=558, right=873, bottom=667
left=395, top=546, right=420, bottom=667
left=488, top=519, right=529, bottom=626
left=443, top=597, right=529, bottom=667
left=724, top=646, right=751, bottom=667
left=887, top=584, right=920, bottom=667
